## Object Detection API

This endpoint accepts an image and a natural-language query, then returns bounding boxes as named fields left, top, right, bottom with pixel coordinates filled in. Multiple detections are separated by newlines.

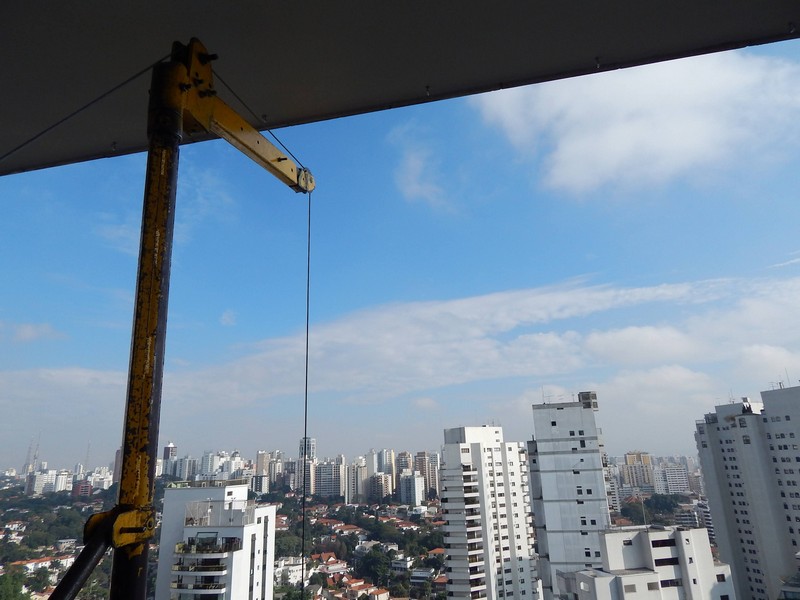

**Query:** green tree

left=275, top=533, right=302, bottom=557
left=26, top=568, right=51, bottom=593
left=620, top=500, right=652, bottom=525
left=0, top=566, right=30, bottom=600
left=358, top=548, right=390, bottom=586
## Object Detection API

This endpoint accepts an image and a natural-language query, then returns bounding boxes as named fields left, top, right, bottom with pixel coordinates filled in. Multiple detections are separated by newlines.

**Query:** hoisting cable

left=213, top=68, right=315, bottom=593
left=212, top=69, right=307, bottom=169
left=300, top=189, right=312, bottom=599
left=0, top=54, right=170, bottom=166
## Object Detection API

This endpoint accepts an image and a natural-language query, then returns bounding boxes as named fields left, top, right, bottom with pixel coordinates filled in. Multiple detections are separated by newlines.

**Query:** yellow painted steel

left=179, top=38, right=315, bottom=192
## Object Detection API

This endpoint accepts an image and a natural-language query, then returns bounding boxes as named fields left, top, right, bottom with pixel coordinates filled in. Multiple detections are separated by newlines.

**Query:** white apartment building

left=399, top=469, right=426, bottom=506
left=695, top=385, right=800, bottom=600
left=347, top=457, right=368, bottom=503
left=571, top=526, right=734, bottom=600
left=155, top=481, right=277, bottom=600
left=416, top=451, right=440, bottom=498
left=440, top=426, right=537, bottom=600
left=529, top=392, right=612, bottom=600
left=315, top=459, right=347, bottom=500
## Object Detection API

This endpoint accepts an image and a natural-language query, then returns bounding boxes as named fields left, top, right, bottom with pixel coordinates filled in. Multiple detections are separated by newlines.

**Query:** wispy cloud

left=412, top=397, right=440, bottom=411
left=7, top=275, right=800, bottom=459
left=472, top=51, right=800, bottom=193
left=1, top=322, right=65, bottom=343
left=162, top=276, right=789, bottom=408
left=388, top=122, right=450, bottom=211
left=94, top=211, right=141, bottom=256
left=175, top=164, right=237, bottom=245
left=769, top=251, right=800, bottom=269
left=220, top=310, right=237, bottom=326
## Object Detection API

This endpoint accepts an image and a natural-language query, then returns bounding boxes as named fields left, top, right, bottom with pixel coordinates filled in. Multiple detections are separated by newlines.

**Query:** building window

left=551, top=421, right=557, bottom=426
left=624, top=584, right=637, bottom=593
left=717, top=574, right=726, bottom=582
left=647, top=583, right=660, bottom=591
left=655, top=557, right=680, bottom=566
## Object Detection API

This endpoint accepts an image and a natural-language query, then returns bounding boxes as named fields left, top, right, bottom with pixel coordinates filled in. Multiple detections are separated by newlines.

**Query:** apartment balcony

left=171, top=563, right=228, bottom=576
left=184, top=499, right=256, bottom=528
left=447, top=580, right=487, bottom=596
left=443, top=522, right=467, bottom=534
left=446, top=546, right=469, bottom=558
left=174, top=538, right=242, bottom=557
left=169, top=582, right=227, bottom=595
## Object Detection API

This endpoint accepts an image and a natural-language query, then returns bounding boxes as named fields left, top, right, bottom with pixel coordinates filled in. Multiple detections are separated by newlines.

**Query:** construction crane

left=50, top=38, right=313, bottom=600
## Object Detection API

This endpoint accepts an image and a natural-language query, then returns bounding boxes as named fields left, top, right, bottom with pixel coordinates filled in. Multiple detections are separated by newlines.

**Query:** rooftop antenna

left=85, top=441, right=91, bottom=472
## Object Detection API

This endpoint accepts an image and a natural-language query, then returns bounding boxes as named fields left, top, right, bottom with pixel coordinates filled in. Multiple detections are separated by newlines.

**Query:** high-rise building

left=378, top=448, right=396, bottom=493
left=175, top=456, right=198, bottom=481
left=315, top=459, right=347, bottom=500
left=368, top=472, right=393, bottom=502
left=155, top=481, right=276, bottom=600
left=571, top=526, right=734, bottom=600
left=298, top=437, right=316, bottom=462
left=620, top=451, right=654, bottom=496
left=348, top=457, right=368, bottom=503
left=398, top=469, right=425, bottom=506
left=162, top=442, right=178, bottom=478
left=440, top=426, right=537, bottom=599
left=695, top=385, right=800, bottom=600
left=163, top=441, right=178, bottom=461
left=529, top=391, right=612, bottom=600
left=415, top=451, right=440, bottom=499
left=396, top=450, right=413, bottom=473
left=255, top=451, right=269, bottom=476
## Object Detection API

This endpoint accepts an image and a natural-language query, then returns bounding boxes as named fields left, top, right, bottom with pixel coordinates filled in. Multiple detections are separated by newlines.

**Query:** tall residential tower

left=695, top=385, right=800, bottom=600
left=440, top=426, right=537, bottom=599
left=528, top=392, right=612, bottom=600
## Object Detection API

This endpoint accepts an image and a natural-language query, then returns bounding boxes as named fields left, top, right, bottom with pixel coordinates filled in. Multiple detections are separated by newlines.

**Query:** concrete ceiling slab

left=3, top=1, right=799, bottom=175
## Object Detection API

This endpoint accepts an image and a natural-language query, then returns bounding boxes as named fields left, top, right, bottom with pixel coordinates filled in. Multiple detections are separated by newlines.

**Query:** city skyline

left=5, top=42, right=800, bottom=469
left=9, top=434, right=705, bottom=478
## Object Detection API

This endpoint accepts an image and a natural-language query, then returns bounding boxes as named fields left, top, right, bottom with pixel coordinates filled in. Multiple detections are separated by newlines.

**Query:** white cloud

left=94, top=212, right=140, bottom=256
left=8, top=322, right=64, bottom=343
left=220, top=310, right=237, bottom=326
left=161, top=277, right=745, bottom=412
left=595, top=365, right=719, bottom=455
left=8, top=275, right=800, bottom=461
left=412, top=397, right=440, bottom=410
left=472, top=51, right=800, bottom=193
left=584, top=326, right=703, bottom=366
left=388, top=122, right=450, bottom=210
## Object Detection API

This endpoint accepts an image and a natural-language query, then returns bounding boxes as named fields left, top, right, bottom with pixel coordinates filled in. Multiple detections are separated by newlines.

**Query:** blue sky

left=4, top=41, right=800, bottom=471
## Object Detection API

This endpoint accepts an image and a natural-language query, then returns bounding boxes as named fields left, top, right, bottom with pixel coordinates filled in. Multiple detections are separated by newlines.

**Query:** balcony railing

left=172, top=564, right=227, bottom=573
left=175, top=538, right=242, bottom=554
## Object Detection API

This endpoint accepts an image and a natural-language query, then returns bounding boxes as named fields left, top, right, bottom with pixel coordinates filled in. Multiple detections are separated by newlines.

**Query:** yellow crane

left=51, top=38, right=313, bottom=600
